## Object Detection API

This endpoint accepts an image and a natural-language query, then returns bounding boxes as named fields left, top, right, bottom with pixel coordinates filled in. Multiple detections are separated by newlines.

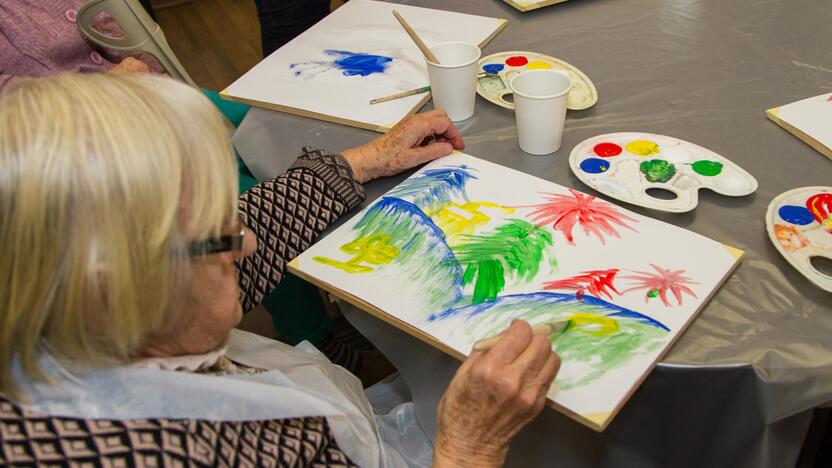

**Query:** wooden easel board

left=501, top=0, right=570, bottom=13
left=289, top=152, right=743, bottom=431
left=767, top=93, right=832, bottom=161
left=221, top=0, right=506, bottom=132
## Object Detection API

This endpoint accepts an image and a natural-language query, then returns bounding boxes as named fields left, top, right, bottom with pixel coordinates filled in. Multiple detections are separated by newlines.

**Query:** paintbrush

left=473, top=320, right=570, bottom=351
left=392, top=10, right=441, bottom=64
left=370, top=85, right=431, bottom=104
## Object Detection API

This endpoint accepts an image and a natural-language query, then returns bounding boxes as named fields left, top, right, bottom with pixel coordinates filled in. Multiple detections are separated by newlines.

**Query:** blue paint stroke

left=290, top=50, right=393, bottom=77
left=428, top=291, right=669, bottom=331
left=387, top=164, right=478, bottom=213
left=580, top=158, right=610, bottom=174
left=778, top=205, right=814, bottom=225
left=325, top=49, right=392, bottom=76
left=354, top=197, right=463, bottom=307
left=482, top=63, right=504, bottom=75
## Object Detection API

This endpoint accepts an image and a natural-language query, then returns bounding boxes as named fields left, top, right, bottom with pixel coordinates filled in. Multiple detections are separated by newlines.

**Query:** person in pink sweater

left=0, top=0, right=156, bottom=93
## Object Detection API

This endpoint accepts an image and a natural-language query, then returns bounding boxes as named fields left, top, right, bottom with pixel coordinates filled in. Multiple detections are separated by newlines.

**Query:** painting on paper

left=222, top=0, right=506, bottom=132
left=290, top=153, right=742, bottom=430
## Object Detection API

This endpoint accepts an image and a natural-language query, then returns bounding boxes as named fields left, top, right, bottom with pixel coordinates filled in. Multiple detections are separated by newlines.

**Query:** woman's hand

left=107, top=57, right=151, bottom=75
left=433, top=320, right=561, bottom=468
left=341, top=109, right=465, bottom=183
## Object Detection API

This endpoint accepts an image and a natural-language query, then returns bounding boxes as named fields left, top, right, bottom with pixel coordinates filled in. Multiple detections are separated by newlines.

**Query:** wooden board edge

left=479, top=19, right=509, bottom=48
left=502, top=0, right=570, bottom=12
left=766, top=108, right=832, bottom=161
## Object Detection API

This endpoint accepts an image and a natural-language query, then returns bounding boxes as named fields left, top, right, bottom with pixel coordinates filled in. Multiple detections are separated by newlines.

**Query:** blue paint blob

left=580, top=158, right=611, bottom=174
left=779, top=205, right=815, bottom=225
left=482, top=63, right=504, bottom=74
left=324, top=49, right=392, bottom=76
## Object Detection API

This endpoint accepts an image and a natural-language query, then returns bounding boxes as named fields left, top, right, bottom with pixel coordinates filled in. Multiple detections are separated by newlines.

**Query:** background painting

left=222, top=0, right=506, bottom=131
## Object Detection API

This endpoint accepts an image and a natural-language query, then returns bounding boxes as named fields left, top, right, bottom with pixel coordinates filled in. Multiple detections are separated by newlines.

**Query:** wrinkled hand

left=341, top=109, right=464, bottom=183
left=107, top=57, right=151, bottom=75
left=433, top=320, right=560, bottom=468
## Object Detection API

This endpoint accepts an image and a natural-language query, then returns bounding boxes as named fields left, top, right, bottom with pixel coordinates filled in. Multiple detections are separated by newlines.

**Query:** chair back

left=76, top=0, right=197, bottom=86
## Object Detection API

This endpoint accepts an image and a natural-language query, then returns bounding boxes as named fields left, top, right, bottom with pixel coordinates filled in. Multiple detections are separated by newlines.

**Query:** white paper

left=223, top=0, right=505, bottom=130
left=774, top=92, right=832, bottom=153
left=292, top=153, right=739, bottom=429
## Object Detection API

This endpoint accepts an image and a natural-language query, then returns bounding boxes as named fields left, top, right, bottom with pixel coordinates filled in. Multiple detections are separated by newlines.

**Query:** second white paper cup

left=510, top=70, right=572, bottom=155
left=426, top=41, right=481, bottom=121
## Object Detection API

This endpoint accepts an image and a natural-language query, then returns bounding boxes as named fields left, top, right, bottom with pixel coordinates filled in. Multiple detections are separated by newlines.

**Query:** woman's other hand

left=341, top=109, right=465, bottom=183
left=433, top=320, right=561, bottom=468
left=107, top=57, right=151, bottom=75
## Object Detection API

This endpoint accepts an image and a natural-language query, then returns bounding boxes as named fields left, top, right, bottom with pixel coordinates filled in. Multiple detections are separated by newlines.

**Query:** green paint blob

left=691, top=160, right=723, bottom=176
left=647, top=289, right=660, bottom=298
left=639, top=159, right=677, bottom=183
left=453, top=219, right=555, bottom=304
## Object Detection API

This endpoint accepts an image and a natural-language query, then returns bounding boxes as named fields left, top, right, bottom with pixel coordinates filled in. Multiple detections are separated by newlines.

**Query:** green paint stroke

left=691, top=160, right=723, bottom=176
left=452, top=219, right=555, bottom=304
left=640, top=159, right=676, bottom=183
left=469, top=297, right=666, bottom=390
left=351, top=197, right=464, bottom=308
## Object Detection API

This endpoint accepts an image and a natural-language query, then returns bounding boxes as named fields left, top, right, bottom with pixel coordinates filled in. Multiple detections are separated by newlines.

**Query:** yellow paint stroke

left=313, top=233, right=399, bottom=273
left=433, top=201, right=515, bottom=245
left=625, top=140, right=660, bottom=156
left=567, top=313, right=620, bottom=336
left=527, top=61, right=553, bottom=70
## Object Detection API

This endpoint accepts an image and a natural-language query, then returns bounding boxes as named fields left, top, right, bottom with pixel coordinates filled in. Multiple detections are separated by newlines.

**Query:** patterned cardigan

left=0, top=149, right=366, bottom=467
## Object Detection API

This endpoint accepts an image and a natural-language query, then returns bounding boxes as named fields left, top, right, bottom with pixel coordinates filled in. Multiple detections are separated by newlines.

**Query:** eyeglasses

left=185, top=221, right=246, bottom=257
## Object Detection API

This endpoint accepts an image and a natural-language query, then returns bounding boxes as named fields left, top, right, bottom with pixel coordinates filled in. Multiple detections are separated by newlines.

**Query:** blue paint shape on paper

left=580, top=158, right=610, bottom=174
left=387, top=165, right=479, bottom=214
left=778, top=205, right=814, bottom=225
left=324, top=50, right=393, bottom=76
left=482, top=63, right=504, bottom=74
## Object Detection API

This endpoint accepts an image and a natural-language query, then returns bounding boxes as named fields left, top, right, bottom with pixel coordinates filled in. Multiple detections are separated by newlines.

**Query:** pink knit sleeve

left=0, top=74, right=19, bottom=94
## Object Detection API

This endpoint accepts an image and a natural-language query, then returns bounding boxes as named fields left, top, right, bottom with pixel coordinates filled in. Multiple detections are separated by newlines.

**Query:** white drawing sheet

left=768, top=92, right=832, bottom=159
left=222, top=0, right=506, bottom=131
left=290, top=153, right=741, bottom=430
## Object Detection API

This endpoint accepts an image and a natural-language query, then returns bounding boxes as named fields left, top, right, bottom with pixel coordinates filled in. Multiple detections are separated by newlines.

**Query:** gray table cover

left=232, top=0, right=832, bottom=466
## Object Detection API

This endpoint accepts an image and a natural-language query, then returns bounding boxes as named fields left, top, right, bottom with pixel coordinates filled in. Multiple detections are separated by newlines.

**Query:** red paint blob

left=505, top=56, right=529, bottom=67
left=593, top=142, right=623, bottom=157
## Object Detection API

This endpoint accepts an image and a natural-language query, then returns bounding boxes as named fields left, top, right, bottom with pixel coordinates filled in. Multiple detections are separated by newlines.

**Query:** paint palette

left=569, top=133, right=758, bottom=213
left=766, top=187, right=832, bottom=292
left=476, top=51, right=597, bottom=111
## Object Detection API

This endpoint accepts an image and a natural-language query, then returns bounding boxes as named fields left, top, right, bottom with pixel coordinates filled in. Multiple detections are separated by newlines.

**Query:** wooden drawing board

left=767, top=93, right=832, bottom=162
left=501, top=0, right=570, bottom=13
left=289, top=155, right=743, bottom=432
left=221, top=0, right=507, bottom=133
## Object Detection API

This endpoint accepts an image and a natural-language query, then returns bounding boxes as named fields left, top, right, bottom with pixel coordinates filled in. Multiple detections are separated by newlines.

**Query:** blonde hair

left=0, top=74, right=238, bottom=398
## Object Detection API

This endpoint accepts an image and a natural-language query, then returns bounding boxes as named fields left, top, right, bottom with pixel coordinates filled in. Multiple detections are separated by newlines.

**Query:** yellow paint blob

left=625, top=140, right=660, bottom=156
left=313, top=233, right=399, bottom=273
left=433, top=201, right=515, bottom=245
left=567, top=313, right=620, bottom=336
left=527, top=61, right=553, bottom=70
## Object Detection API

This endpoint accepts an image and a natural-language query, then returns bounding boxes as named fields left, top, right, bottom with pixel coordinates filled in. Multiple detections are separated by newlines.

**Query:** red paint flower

left=542, top=269, right=621, bottom=300
left=621, top=264, right=698, bottom=307
left=525, top=189, right=638, bottom=245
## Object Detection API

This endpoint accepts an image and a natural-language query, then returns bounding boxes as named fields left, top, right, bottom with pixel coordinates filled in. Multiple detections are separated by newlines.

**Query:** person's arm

left=235, top=110, right=464, bottom=313
left=236, top=147, right=365, bottom=313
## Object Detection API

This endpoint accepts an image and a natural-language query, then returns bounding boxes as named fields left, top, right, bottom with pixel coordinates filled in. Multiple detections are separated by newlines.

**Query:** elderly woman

left=0, top=74, right=560, bottom=467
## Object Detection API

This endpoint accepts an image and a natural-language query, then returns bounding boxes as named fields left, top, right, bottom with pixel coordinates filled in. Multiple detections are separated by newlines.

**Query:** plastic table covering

left=232, top=0, right=832, bottom=466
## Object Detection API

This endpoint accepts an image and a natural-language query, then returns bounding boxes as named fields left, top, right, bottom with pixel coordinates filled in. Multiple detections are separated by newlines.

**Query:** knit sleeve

left=236, top=147, right=365, bottom=312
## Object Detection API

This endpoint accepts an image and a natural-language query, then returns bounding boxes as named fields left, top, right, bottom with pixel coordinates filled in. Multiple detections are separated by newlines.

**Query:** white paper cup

left=426, top=41, right=481, bottom=121
left=509, top=70, right=572, bottom=155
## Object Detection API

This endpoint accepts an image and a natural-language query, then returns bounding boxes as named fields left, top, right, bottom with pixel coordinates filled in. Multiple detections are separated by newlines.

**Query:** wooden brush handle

left=392, top=10, right=441, bottom=64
